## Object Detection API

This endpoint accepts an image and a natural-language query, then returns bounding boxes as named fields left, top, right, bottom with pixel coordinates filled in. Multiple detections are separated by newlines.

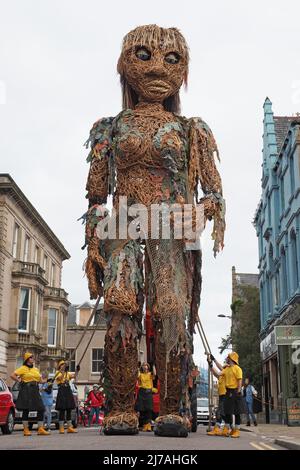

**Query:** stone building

left=66, top=302, right=147, bottom=400
left=66, top=302, right=106, bottom=400
left=0, top=174, right=70, bottom=380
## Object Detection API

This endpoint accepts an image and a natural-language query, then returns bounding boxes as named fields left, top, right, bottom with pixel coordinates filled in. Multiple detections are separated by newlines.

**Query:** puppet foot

left=103, top=411, right=139, bottom=435
left=154, top=414, right=190, bottom=437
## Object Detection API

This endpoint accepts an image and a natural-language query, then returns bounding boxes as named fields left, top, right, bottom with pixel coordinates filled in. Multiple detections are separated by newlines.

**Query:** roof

left=0, top=174, right=70, bottom=260
left=67, top=302, right=105, bottom=325
left=67, top=304, right=78, bottom=325
left=274, top=116, right=299, bottom=153
left=79, top=301, right=93, bottom=309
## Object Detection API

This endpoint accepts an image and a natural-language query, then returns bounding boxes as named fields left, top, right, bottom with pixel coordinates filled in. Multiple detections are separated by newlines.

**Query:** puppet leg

left=102, top=240, right=143, bottom=435
left=146, top=239, right=192, bottom=437
left=153, top=319, right=191, bottom=437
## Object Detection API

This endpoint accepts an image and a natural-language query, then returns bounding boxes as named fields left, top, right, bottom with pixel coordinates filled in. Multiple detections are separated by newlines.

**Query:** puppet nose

left=145, top=61, right=168, bottom=79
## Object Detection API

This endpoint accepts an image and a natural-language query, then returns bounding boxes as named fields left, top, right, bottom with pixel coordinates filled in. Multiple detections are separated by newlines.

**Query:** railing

left=18, top=332, right=30, bottom=343
left=17, top=332, right=42, bottom=345
left=46, top=348, right=60, bottom=357
left=44, top=287, right=68, bottom=300
left=12, top=261, right=46, bottom=278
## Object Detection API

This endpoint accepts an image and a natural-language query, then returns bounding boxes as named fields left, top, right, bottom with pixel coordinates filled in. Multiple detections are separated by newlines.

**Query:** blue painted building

left=254, top=98, right=300, bottom=423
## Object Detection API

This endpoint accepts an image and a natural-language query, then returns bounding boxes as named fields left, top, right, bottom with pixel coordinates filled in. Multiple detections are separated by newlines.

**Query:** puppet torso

left=113, top=103, right=189, bottom=206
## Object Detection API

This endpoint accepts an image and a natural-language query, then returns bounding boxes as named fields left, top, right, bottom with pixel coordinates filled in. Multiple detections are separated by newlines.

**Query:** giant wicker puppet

left=84, top=25, right=225, bottom=436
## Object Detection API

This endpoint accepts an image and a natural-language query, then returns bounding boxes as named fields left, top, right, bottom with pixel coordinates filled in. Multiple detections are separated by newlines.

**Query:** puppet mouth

left=147, top=80, right=170, bottom=93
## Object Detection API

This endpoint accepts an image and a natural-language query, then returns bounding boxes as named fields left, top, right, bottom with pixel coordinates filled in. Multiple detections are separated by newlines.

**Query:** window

left=268, top=196, right=271, bottom=226
left=197, top=398, right=208, bottom=407
left=260, top=282, right=265, bottom=324
left=281, top=247, right=288, bottom=303
left=291, top=230, right=299, bottom=292
left=67, top=349, right=76, bottom=373
left=18, top=288, right=31, bottom=331
left=269, top=244, right=274, bottom=271
left=60, top=315, right=64, bottom=347
left=280, top=177, right=285, bottom=213
left=290, top=155, right=295, bottom=195
left=48, top=308, right=57, bottom=346
left=43, top=255, right=48, bottom=276
left=274, top=272, right=280, bottom=307
left=23, top=235, right=30, bottom=262
left=34, top=293, right=39, bottom=332
left=12, top=223, right=19, bottom=258
left=259, top=232, right=264, bottom=257
left=91, top=348, right=103, bottom=373
left=274, top=188, right=280, bottom=232
left=34, top=245, right=39, bottom=264
left=266, top=275, right=272, bottom=314
left=276, top=272, right=281, bottom=306
left=50, top=263, right=55, bottom=287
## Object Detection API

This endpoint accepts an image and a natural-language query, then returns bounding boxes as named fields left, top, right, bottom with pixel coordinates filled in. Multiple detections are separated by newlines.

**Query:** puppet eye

left=165, top=52, right=180, bottom=64
left=135, top=47, right=151, bottom=61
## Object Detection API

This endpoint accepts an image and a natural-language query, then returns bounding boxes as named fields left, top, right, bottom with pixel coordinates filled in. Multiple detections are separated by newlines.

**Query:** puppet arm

left=188, top=117, right=226, bottom=256
left=84, top=117, right=114, bottom=299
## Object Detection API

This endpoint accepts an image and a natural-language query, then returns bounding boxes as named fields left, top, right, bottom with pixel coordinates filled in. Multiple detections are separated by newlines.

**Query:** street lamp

left=217, top=314, right=232, bottom=319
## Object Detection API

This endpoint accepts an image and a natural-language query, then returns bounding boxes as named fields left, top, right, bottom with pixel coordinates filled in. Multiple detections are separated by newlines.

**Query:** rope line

left=195, top=314, right=214, bottom=431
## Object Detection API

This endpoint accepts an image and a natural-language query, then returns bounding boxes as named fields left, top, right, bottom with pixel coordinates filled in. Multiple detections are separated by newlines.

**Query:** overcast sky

left=1, top=0, right=300, bottom=367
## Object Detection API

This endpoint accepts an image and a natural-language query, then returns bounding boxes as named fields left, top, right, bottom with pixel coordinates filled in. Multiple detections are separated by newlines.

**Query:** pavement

left=241, top=423, right=300, bottom=450
left=0, top=424, right=287, bottom=450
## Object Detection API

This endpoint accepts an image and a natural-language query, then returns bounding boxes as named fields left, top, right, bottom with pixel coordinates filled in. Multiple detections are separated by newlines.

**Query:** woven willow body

left=84, top=25, right=225, bottom=431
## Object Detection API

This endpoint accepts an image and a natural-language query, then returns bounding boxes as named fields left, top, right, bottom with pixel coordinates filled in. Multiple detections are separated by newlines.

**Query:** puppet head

left=118, top=24, right=189, bottom=113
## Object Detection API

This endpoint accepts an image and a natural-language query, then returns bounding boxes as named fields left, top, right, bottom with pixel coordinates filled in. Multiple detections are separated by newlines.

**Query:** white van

left=197, top=397, right=210, bottom=425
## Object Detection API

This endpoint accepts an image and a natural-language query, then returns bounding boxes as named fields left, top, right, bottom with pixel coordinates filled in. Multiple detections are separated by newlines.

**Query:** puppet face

left=118, top=25, right=189, bottom=106
left=121, top=46, right=187, bottom=103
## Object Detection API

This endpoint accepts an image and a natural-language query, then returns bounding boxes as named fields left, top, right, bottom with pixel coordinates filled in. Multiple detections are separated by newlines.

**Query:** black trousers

left=216, top=395, right=226, bottom=423
left=224, top=388, right=243, bottom=426
left=140, top=409, right=152, bottom=426
left=59, top=409, right=72, bottom=421
left=225, top=413, right=241, bottom=425
left=22, top=409, right=44, bottom=421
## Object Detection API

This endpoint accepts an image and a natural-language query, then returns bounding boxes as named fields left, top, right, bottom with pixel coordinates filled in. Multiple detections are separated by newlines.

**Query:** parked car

left=12, top=380, right=78, bottom=429
left=197, top=397, right=215, bottom=425
left=0, top=378, right=15, bottom=434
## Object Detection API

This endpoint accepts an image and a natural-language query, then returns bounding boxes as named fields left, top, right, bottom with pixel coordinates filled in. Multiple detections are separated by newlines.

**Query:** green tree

left=219, top=285, right=262, bottom=389
left=219, top=334, right=232, bottom=354
left=231, top=285, right=262, bottom=389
